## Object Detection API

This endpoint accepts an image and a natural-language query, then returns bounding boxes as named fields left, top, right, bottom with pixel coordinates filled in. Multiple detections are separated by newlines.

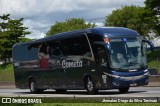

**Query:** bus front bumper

left=103, top=71, right=149, bottom=88
left=111, top=74, right=149, bottom=88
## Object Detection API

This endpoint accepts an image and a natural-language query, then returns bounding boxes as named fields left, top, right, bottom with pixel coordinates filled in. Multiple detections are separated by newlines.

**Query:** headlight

left=144, top=69, right=148, bottom=73
left=103, top=72, right=120, bottom=78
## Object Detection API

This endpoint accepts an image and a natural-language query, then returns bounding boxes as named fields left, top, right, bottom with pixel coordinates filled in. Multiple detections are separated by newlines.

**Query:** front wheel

left=85, top=77, right=97, bottom=94
left=118, top=87, right=129, bottom=93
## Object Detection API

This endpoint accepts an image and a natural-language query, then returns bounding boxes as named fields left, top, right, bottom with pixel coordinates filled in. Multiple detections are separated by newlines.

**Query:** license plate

left=130, top=83, right=137, bottom=86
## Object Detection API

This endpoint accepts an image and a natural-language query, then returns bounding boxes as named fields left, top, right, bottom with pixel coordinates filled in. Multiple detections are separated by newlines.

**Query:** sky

left=0, top=0, right=146, bottom=39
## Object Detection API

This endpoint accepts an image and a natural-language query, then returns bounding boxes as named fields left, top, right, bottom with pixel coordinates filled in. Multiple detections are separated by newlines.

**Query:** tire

left=29, top=79, right=43, bottom=94
left=118, top=87, right=129, bottom=93
left=85, top=77, right=97, bottom=94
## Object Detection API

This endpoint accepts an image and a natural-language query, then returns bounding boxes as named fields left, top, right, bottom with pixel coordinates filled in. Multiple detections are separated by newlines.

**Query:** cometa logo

left=62, top=60, right=82, bottom=68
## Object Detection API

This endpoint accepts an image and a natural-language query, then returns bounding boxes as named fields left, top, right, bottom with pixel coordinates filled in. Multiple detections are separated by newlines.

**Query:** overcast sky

left=0, top=0, right=146, bottom=39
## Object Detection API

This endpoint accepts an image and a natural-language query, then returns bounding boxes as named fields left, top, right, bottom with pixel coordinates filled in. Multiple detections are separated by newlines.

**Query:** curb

left=145, top=82, right=160, bottom=87
left=0, top=82, right=15, bottom=89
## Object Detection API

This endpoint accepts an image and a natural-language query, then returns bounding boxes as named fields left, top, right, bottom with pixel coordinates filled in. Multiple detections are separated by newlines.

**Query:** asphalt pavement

left=0, top=87, right=159, bottom=97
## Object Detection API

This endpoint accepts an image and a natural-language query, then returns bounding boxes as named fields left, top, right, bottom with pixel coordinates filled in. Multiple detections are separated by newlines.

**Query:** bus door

left=60, top=34, right=93, bottom=88
left=94, top=44, right=109, bottom=85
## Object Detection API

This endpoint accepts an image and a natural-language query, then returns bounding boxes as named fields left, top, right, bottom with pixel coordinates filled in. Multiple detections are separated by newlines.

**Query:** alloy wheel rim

left=87, top=78, right=93, bottom=91
left=31, top=82, right=35, bottom=92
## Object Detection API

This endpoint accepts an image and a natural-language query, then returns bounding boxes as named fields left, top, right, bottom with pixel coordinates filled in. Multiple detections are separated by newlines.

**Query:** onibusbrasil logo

left=1, top=98, right=42, bottom=104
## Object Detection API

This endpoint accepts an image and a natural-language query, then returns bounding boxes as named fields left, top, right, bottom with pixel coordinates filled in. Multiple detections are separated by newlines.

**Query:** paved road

left=0, top=87, right=159, bottom=97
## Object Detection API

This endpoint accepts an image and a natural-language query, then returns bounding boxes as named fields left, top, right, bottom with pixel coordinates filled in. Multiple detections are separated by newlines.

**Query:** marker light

left=123, top=38, right=127, bottom=42
left=104, top=33, right=109, bottom=37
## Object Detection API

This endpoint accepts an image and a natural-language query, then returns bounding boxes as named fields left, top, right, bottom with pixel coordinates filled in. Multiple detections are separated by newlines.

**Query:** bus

left=12, top=27, right=154, bottom=94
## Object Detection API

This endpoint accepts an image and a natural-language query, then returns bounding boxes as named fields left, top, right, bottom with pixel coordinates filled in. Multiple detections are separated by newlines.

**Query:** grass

left=0, top=63, right=14, bottom=81
left=34, top=103, right=160, bottom=106
left=0, top=63, right=13, bottom=72
left=148, top=61, right=160, bottom=74
left=1, top=103, right=160, bottom=106
left=147, top=50, right=160, bottom=73
left=0, top=71, right=14, bottom=81
left=0, top=96, right=159, bottom=105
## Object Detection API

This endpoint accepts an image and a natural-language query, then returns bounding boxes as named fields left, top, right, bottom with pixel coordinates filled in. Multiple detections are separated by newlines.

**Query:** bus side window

left=61, top=34, right=92, bottom=58
left=50, top=42, right=62, bottom=57
left=38, top=43, right=50, bottom=59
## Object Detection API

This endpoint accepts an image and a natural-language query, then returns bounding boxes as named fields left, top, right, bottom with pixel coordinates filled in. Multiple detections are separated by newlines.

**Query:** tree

left=145, top=0, right=160, bottom=35
left=0, top=14, right=31, bottom=63
left=105, top=5, right=157, bottom=37
left=47, top=18, right=95, bottom=36
left=145, top=0, right=160, bottom=13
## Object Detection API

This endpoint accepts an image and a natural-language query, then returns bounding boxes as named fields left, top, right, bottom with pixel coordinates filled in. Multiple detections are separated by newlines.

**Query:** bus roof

left=90, top=27, right=139, bottom=37
left=14, top=27, right=139, bottom=46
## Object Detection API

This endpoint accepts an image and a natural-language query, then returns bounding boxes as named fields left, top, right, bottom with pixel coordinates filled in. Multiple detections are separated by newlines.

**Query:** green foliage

left=19, top=38, right=32, bottom=42
left=0, top=63, right=13, bottom=71
left=0, top=14, right=31, bottom=63
left=105, top=5, right=157, bottom=36
left=148, top=61, right=160, bottom=73
left=0, top=71, right=14, bottom=81
left=147, top=50, right=160, bottom=72
left=145, top=0, right=160, bottom=12
left=47, top=18, right=95, bottom=36
left=147, top=50, right=160, bottom=59
left=0, top=63, right=14, bottom=81
left=145, top=0, right=160, bottom=35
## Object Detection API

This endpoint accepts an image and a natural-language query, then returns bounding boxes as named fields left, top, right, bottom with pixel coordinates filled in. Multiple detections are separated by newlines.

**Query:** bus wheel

left=85, top=77, right=97, bottom=94
left=29, top=79, right=38, bottom=94
left=118, top=87, right=129, bottom=93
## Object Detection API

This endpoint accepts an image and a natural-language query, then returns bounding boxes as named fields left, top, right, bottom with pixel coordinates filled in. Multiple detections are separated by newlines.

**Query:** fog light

left=113, top=82, right=119, bottom=86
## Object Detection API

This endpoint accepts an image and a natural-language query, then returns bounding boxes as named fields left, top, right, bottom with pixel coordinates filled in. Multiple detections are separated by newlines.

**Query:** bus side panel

left=63, top=58, right=95, bottom=89
left=14, top=68, right=29, bottom=89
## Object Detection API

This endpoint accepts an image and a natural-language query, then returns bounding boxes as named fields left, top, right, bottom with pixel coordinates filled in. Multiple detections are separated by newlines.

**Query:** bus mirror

left=142, top=40, right=154, bottom=52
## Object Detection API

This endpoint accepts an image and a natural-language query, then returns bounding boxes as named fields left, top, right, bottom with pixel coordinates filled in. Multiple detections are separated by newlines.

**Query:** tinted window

left=87, top=33, right=103, bottom=42
left=13, top=44, right=38, bottom=61
left=61, top=34, right=92, bottom=58
left=49, top=41, right=62, bottom=57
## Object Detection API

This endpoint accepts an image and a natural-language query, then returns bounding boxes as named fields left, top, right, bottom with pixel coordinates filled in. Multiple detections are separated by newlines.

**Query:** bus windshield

left=109, top=37, right=147, bottom=70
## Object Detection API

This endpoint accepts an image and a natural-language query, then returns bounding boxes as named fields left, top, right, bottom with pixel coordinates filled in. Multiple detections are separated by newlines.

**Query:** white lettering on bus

left=62, top=60, right=82, bottom=68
